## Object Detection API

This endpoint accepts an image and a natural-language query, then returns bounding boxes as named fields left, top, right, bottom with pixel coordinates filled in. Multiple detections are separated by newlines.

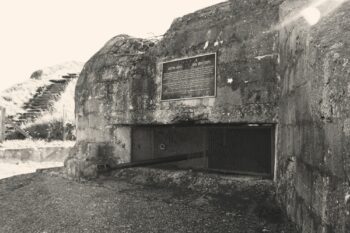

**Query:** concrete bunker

left=65, top=0, right=350, bottom=232
left=65, top=0, right=281, bottom=178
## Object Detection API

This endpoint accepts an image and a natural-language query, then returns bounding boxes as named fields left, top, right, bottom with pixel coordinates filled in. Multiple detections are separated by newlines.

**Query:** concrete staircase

left=5, top=73, right=78, bottom=138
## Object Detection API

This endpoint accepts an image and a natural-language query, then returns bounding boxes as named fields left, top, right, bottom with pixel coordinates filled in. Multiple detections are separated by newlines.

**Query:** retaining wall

left=0, top=147, right=71, bottom=163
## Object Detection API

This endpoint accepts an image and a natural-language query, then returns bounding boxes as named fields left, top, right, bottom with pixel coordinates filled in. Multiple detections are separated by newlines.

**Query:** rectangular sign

left=161, top=53, right=216, bottom=101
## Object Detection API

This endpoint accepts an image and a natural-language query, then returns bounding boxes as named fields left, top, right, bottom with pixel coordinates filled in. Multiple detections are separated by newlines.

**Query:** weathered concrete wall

left=143, top=0, right=282, bottom=124
left=65, top=0, right=282, bottom=178
left=277, top=1, right=350, bottom=232
left=0, top=147, right=71, bottom=162
left=64, top=35, right=154, bottom=177
left=0, top=107, right=5, bottom=143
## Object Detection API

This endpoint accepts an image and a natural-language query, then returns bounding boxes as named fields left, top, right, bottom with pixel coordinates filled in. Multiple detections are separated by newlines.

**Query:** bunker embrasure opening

left=131, top=124, right=275, bottom=178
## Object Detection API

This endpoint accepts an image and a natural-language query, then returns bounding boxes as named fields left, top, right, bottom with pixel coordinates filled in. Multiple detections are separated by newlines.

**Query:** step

left=31, top=100, right=50, bottom=104
left=47, top=84, right=64, bottom=88
left=12, top=122, right=25, bottom=126
left=18, top=114, right=37, bottom=118
left=27, top=109, right=42, bottom=113
left=34, top=95, right=51, bottom=99
left=12, top=121, right=24, bottom=125
left=19, top=112, right=38, bottom=115
left=48, top=84, right=65, bottom=89
left=18, top=117, right=36, bottom=120
left=30, top=102, right=48, bottom=105
left=49, top=79, right=67, bottom=84
left=39, top=94, right=53, bottom=97
left=62, top=75, right=77, bottom=79
left=31, top=101, right=50, bottom=105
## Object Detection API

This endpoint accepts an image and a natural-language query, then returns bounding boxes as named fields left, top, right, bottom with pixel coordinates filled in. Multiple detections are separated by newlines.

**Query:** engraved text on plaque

left=161, top=53, right=216, bottom=100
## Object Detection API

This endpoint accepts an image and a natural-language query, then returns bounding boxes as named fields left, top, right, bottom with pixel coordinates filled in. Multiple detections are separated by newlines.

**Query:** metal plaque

left=161, top=53, right=216, bottom=101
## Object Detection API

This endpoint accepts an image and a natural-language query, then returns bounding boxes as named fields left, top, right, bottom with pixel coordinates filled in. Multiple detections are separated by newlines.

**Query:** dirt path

left=0, top=172, right=298, bottom=233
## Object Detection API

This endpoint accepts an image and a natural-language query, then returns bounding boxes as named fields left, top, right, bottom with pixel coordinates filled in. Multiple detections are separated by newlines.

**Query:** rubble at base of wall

left=113, top=167, right=274, bottom=197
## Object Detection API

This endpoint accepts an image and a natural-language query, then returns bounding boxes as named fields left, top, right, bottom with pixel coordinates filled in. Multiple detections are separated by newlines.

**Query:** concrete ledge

left=0, top=147, right=71, bottom=163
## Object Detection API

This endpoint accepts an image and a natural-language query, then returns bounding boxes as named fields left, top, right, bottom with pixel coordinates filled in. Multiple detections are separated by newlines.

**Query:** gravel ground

left=0, top=171, right=298, bottom=233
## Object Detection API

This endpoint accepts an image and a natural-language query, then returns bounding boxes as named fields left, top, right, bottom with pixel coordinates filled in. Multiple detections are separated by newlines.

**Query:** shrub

left=23, top=120, right=76, bottom=141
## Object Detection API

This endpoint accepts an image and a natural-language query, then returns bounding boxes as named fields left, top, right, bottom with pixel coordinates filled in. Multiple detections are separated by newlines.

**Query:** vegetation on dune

left=0, top=61, right=83, bottom=140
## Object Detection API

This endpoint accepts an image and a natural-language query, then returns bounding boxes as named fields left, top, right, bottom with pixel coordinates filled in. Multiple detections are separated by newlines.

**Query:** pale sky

left=0, top=0, right=224, bottom=92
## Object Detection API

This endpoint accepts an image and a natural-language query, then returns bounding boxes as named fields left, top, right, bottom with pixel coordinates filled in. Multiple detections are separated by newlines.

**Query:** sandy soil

left=0, top=162, right=63, bottom=179
left=0, top=170, right=298, bottom=233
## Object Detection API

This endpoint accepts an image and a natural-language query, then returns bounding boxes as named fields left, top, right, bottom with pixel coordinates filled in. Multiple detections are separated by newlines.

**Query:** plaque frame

left=160, top=52, right=217, bottom=101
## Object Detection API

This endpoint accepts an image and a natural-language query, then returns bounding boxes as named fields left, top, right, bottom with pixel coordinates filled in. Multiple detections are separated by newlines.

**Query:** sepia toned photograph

left=0, top=0, right=349, bottom=232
